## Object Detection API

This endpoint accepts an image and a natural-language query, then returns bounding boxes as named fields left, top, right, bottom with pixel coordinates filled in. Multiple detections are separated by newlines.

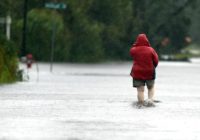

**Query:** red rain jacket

left=130, top=34, right=159, bottom=80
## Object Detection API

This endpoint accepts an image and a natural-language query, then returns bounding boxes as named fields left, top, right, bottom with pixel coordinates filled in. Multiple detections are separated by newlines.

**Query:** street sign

left=45, top=2, right=66, bottom=10
left=44, top=2, right=67, bottom=72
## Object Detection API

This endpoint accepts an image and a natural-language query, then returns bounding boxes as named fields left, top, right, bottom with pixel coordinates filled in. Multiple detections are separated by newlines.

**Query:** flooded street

left=1, top=62, right=200, bottom=140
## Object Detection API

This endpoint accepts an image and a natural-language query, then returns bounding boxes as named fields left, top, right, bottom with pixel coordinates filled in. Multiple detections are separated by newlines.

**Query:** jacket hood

left=133, top=34, right=151, bottom=47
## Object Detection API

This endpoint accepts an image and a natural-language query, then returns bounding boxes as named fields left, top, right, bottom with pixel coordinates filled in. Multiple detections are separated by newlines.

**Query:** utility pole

left=22, top=0, right=28, bottom=56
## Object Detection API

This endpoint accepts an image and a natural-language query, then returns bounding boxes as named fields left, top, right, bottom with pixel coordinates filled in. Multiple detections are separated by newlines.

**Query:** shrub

left=0, top=35, right=18, bottom=83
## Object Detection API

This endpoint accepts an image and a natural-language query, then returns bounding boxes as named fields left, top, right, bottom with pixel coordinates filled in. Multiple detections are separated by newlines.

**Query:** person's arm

left=152, top=49, right=159, bottom=67
left=130, top=44, right=135, bottom=57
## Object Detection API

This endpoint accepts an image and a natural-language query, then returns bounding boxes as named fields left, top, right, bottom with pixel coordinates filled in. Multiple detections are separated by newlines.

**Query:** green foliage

left=131, top=0, right=196, bottom=55
left=89, top=0, right=133, bottom=60
left=182, top=43, right=200, bottom=57
left=0, top=35, right=18, bottom=83
left=21, top=9, right=70, bottom=61
left=65, top=0, right=105, bottom=62
left=0, top=0, right=198, bottom=62
left=189, top=0, right=200, bottom=44
left=27, top=9, right=62, bottom=61
left=69, top=20, right=104, bottom=62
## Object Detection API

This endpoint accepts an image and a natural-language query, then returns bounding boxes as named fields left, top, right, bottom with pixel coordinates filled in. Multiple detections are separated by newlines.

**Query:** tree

left=25, top=9, right=68, bottom=61
left=0, top=35, right=18, bottom=83
left=131, top=0, right=197, bottom=54
left=1, top=0, right=199, bottom=62
left=89, top=0, right=133, bottom=60
left=63, top=0, right=105, bottom=62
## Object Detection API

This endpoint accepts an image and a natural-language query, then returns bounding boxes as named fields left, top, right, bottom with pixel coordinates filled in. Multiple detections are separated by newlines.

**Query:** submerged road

left=0, top=62, right=200, bottom=140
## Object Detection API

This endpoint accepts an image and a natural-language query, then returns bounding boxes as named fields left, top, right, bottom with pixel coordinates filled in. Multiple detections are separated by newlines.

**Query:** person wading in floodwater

left=130, top=33, right=159, bottom=108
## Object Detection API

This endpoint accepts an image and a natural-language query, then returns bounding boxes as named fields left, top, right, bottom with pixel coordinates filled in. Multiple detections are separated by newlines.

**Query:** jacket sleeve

left=130, top=44, right=135, bottom=57
left=152, top=49, right=159, bottom=67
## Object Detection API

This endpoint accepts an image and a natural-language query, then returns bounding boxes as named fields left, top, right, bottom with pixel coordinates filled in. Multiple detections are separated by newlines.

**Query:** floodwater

left=0, top=62, right=200, bottom=140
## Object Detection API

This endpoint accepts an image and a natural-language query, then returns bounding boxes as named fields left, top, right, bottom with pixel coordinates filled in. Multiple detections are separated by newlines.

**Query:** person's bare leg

left=137, top=86, right=145, bottom=104
left=147, top=85, right=154, bottom=101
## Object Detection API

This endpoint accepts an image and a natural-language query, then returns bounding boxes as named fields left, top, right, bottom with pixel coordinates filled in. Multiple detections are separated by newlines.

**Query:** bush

left=0, top=35, right=18, bottom=83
